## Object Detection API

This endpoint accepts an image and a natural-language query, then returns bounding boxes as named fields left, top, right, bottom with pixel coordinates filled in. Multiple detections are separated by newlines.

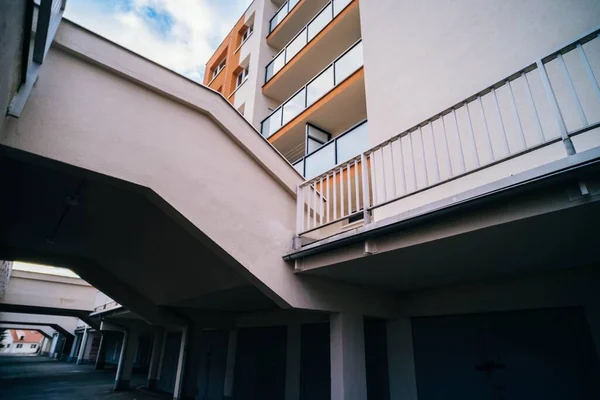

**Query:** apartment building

left=1, top=0, right=600, bottom=399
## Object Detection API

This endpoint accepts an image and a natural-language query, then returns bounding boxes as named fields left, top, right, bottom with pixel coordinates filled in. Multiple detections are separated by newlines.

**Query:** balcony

left=261, top=41, right=366, bottom=159
left=268, top=0, right=331, bottom=49
left=294, top=120, right=369, bottom=178
left=263, top=0, right=360, bottom=103
left=292, top=27, right=600, bottom=245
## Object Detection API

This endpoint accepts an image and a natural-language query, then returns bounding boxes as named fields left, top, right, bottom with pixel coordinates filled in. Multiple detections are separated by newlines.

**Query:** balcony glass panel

left=306, top=66, right=334, bottom=106
left=307, top=125, right=330, bottom=143
left=289, top=0, right=300, bottom=11
left=293, top=159, right=304, bottom=175
left=270, top=7, right=288, bottom=32
left=287, top=31, right=308, bottom=61
left=266, top=52, right=286, bottom=81
left=282, top=90, right=306, bottom=125
left=333, top=0, right=352, bottom=16
left=334, top=41, right=363, bottom=84
left=261, top=40, right=363, bottom=138
left=305, top=141, right=335, bottom=178
left=307, top=137, right=324, bottom=153
left=336, top=122, right=368, bottom=162
left=261, top=108, right=282, bottom=138
left=307, top=4, right=333, bottom=41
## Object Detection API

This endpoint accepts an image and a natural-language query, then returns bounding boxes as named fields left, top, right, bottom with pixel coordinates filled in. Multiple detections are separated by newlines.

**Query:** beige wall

left=1, top=21, right=396, bottom=317
left=360, top=0, right=600, bottom=145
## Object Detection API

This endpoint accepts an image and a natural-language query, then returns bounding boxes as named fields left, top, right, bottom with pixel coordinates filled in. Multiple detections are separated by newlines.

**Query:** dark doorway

left=195, top=329, right=229, bottom=400
left=365, top=319, right=390, bottom=400
left=233, top=326, right=287, bottom=400
left=157, top=331, right=182, bottom=394
left=300, top=323, right=330, bottom=400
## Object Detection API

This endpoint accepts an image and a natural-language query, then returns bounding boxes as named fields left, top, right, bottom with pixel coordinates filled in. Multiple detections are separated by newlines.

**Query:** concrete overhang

left=263, top=0, right=361, bottom=103
left=0, top=324, right=55, bottom=339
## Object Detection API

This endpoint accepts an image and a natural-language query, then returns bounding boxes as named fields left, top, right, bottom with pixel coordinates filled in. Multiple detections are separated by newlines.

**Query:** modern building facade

left=1, top=0, right=600, bottom=399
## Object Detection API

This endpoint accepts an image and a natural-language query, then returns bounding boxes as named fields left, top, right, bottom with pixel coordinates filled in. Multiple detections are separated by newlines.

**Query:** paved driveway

left=0, top=355, right=171, bottom=399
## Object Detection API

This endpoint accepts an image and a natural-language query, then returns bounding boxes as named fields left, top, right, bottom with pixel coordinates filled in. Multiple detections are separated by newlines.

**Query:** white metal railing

left=262, top=40, right=363, bottom=138
left=265, top=0, right=353, bottom=83
left=296, top=27, right=600, bottom=239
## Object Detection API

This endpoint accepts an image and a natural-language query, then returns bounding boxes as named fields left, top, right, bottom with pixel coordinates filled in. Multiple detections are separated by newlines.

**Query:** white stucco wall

left=360, top=0, right=600, bottom=145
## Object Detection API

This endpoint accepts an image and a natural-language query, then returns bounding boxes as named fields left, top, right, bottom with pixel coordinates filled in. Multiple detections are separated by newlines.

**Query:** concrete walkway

left=0, top=355, right=171, bottom=399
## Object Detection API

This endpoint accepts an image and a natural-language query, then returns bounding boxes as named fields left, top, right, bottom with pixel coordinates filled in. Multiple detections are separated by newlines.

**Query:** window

left=16, top=344, right=23, bottom=348
left=212, top=59, right=226, bottom=79
left=236, top=67, right=249, bottom=88
left=30, top=344, right=37, bottom=349
left=241, top=24, right=253, bottom=43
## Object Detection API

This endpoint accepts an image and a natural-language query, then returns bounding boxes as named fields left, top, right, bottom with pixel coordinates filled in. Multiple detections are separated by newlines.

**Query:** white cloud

left=64, top=0, right=252, bottom=82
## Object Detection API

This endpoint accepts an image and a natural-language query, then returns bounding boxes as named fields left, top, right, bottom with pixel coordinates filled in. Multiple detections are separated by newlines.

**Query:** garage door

left=412, top=307, right=600, bottom=400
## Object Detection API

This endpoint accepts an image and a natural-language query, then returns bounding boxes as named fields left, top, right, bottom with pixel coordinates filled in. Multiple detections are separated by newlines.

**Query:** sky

left=63, top=0, right=253, bottom=83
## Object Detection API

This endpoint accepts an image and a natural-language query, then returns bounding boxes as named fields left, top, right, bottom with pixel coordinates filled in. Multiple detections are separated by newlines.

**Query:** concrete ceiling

left=0, top=148, right=278, bottom=321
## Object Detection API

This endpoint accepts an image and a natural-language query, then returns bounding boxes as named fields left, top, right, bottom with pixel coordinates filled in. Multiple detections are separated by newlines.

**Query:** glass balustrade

left=265, top=0, right=353, bottom=82
left=294, top=120, right=368, bottom=178
left=261, top=40, right=363, bottom=139
left=269, top=0, right=301, bottom=33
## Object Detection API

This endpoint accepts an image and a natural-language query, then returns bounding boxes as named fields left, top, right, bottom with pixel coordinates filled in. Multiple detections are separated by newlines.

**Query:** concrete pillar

left=114, top=330, right=139, bottom=391
left=173, top=327, right=189, bottom=400
left=285, top=324, right=301, bottom=400
left=223, top=329, right=238, bottom=400
left=330, top=313, right=367, bottom=400
left=77, top=328, right=89, bottom=364
left=68, top=333, right=79, bottom=362
left=49, top=334, right=59, bottom=358
left=95, top=333, right=107, bottom=370
left=387, top=318, right=418, bottom=400
left=147, top=328, right=165, bottom=389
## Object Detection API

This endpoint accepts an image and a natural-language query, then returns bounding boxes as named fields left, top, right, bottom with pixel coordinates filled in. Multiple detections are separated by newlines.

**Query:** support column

left=49, top=334, right=59, bottom=358
left=147, top=328, right=165, bottom=390
left=95, top=333, right=108, bottom=370
left=223, top=329, right=238, bottom=400
left=114, top=330, right=139, bottom=391
left=285, top=324, right=301, bottom=400
left=330, top=313, right=367, bottom=400
left=386, top=318, right=418, bottom=400
left=77, top=327, right=89, bottom=364
left=68, top=333, right=80, bottom=362
left=173, top=327, right=189, bottom=400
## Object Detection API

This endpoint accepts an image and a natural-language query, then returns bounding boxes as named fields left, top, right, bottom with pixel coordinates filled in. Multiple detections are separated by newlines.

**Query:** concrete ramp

left=0, top=20, right=396, bottom=321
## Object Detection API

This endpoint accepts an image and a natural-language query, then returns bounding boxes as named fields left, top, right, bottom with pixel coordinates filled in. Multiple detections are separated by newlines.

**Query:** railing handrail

left=265, top=0, right=353, bottom=83
left=305, top=26, right=600, bottom=184
left=261, top=39, right=363, bottom=137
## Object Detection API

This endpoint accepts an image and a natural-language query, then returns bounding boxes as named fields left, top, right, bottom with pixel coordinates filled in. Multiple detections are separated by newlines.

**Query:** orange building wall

left=203, top=15, right=250, bottom=104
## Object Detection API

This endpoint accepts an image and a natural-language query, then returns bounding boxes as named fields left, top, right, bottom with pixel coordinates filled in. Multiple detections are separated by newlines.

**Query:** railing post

left=536, top=60, right=576, bottom=156
left=294, top=185, right=304, bottom=249
left=361, top=153, right=372, bottom=225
